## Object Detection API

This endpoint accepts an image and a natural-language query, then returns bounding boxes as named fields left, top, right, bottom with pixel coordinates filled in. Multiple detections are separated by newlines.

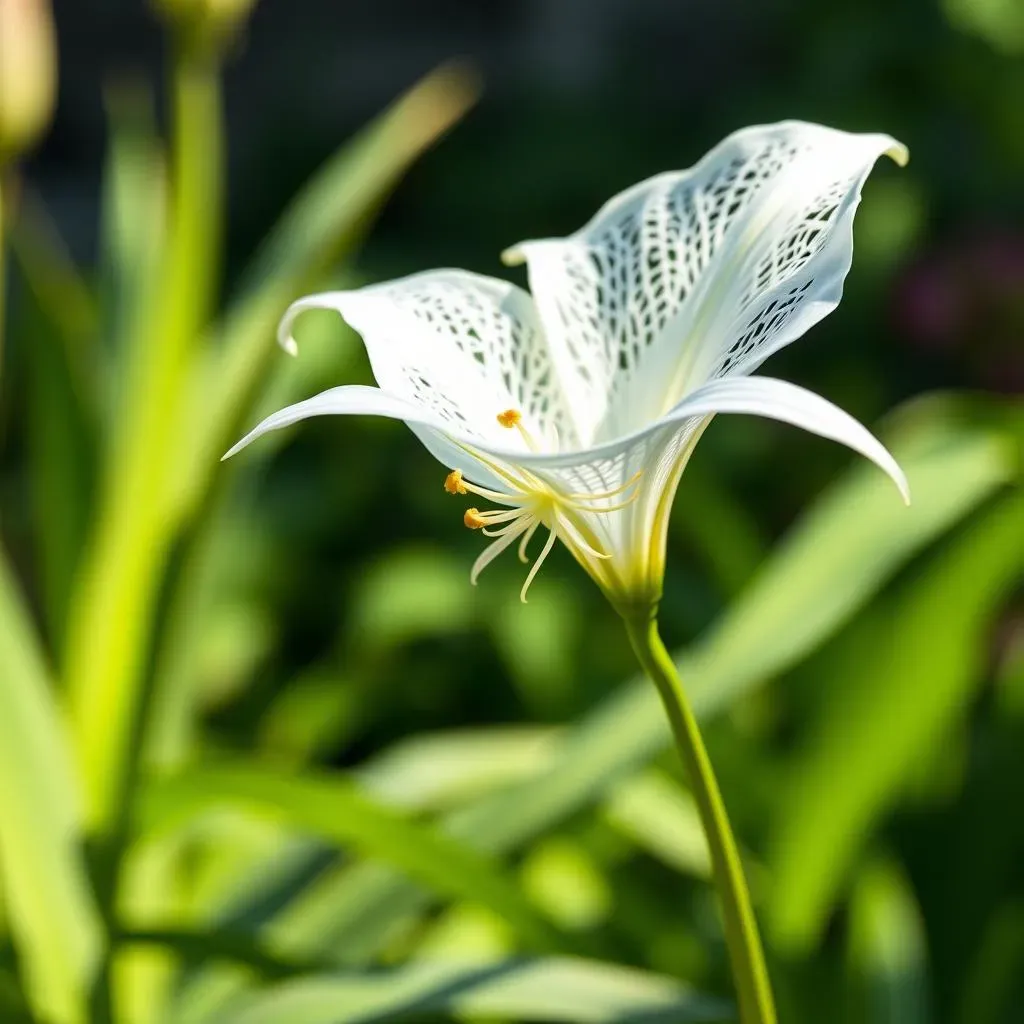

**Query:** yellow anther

left=464, top=508, right=487, bottom=529
left=497, top=408, right=522, bottom=429
left=444, top=469, right=467, bottom=495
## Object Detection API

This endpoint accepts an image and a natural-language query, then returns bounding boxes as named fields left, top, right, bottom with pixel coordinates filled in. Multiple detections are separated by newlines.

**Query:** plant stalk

left=623, top=611, right=777, bottom=1024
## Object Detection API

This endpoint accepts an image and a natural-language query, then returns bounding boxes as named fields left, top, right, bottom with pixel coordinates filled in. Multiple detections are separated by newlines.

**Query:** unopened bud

left=151, top=0, right=259, bottom=48
left=0, top=0, right=57, bottom=163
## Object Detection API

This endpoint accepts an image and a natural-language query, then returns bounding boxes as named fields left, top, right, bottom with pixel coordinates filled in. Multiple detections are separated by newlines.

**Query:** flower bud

left=151, top=0, right=259, bottom=49
left=0, top=0, right=57, bottom=163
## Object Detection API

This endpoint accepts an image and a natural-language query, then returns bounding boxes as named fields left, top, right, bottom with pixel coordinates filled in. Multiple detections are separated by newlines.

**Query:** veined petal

left=277, top=270, right=580, bottom=453
left=661, top=376, right=909, bottom=502
left=506, top=121, right=907, bottom=443
left=221, top=383, right=512, bottom=491
left=502, top=375, right=907, bottom=503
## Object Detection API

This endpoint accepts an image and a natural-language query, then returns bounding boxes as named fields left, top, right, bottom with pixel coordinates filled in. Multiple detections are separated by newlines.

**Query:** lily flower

left=225, top=121, right=909, bottom=612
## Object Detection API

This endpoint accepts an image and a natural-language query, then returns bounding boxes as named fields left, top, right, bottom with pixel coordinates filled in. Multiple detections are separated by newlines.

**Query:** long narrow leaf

left=138, top=764, right=567, bottom=954
left=767, top=489, right=1024, bottom=951
left=0, top=546, right=102, bottom=1024
left=847, top=858, right=931, bottom=1024
left=213, top=957, right=727, bottom=1024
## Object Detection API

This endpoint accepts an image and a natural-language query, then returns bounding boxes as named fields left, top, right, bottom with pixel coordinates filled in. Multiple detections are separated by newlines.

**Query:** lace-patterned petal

left=277, top=270, right=579, bottom=453
left=506, top=121, right=906, bottom=444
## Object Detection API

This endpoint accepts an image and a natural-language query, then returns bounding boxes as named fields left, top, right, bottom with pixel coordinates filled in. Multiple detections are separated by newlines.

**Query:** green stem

left=623, top=611, right=777, bottom=1024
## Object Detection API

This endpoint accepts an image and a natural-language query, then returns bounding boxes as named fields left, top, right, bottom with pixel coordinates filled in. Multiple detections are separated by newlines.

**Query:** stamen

left=451, top=442, right=635, bottom=600
left=554, top=510, right=611, bottom=561
left=520, top=527, right=558, bottom=603
left=470, top=519, right=531, bottom=585
left=444, top=469, right=468, bottom=495
left=496, top=408, right=538, bottom=452
left=496, top=409, right=522, bottom=429
left=518, top=519, right=540, bottom=563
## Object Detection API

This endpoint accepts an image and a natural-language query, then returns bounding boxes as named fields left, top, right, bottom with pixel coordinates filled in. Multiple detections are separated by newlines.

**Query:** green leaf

left=356, top=725, right=559, bottom=812
left=684, top=424, right=1015, bottom=714
left=0, top=546, right=102, bottom=1024
left=604, top=770, right=711, bottom=879
left=846, top=858, right=931, bottom=1024
left=767, top=489, right=1024, bottom=952
left=138, top=764, right=567, bottom=954
left=213, top=957, right=727, bottom=1024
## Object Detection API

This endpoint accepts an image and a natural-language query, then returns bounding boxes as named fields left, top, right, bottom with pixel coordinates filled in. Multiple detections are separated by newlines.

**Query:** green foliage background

left=0, top=0, right=1021, bottom=1022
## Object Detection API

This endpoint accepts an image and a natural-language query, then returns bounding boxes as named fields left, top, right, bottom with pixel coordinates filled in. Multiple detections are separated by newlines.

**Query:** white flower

left=225, top=121, right=910, bottom=611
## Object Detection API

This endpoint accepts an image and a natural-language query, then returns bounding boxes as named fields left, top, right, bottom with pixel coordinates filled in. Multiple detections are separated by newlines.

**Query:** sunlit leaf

left=138, top=764, right=567, bottom=954
left=605, top=770, right=710, bottom=879
left=768, top=490, right=1024, bottom=952
left=847, top=857, right=931, bottom=1024
left=0, top=546, right=101, bottom=1024
left=214, top=957, right=727, bottom=1024
left=357, top=726, right=558, bottom=811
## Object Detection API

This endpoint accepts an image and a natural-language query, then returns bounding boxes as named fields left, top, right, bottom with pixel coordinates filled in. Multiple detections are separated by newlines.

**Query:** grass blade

left=211, top=957, right=727, bottom=1024
left=767, top=490, right=1024, bottom=952
left=847, top=858, right=931, bottom=1024
left=137, top=764, right=568, bottom=954
left=0, top=546, right=102, bottom=1023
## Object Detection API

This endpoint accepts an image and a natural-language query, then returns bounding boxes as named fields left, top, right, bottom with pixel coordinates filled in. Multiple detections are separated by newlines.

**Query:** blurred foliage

left=0, top=1, right=1022, bottom=1023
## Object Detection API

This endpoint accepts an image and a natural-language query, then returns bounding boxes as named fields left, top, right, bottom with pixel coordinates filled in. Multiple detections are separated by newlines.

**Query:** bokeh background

left=0, top=1, right=1021, bottom=1023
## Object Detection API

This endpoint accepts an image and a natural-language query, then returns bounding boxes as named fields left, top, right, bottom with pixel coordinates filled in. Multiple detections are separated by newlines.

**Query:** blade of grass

left=184, top=954, right=727, bottom=1024
left=137, top=763, right=568, bottom=954
left=0, top=544, right=102, bottom=1024
left=97, top=79, right=167, bottom=436
left=847, top=857, right=930, bottom=1024
left=767, top=489, right=1024, bottom=952
left=63, top=41, right=223, bottom=836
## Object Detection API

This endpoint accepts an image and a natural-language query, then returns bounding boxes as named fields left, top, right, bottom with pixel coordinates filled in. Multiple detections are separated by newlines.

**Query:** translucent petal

left=506, top=121, right=907, bottom=443
left=277, top=270, right=580, bottom=453
left=507, top=375, right=908, bottom=502
left=221, top=383, right=510, bottom=491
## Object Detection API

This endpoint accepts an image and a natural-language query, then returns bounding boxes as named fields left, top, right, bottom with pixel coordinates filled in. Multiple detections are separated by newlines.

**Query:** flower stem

left=623, top=611, right=777, bottom=1024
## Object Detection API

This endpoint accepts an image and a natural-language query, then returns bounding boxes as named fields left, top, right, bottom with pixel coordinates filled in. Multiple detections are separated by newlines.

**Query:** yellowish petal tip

left=887, top=141, right=909, bottom=168
left=500, top=246, right=525, bottom=267
left=281, top=335, right=299, bottom=356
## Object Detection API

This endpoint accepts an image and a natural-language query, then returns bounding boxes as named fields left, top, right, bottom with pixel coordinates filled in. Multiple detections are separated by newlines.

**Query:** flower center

left=443, top=410, right=641, bottom=601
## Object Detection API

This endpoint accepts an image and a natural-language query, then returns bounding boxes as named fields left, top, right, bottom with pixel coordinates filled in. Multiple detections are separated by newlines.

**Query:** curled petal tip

left=500, top=246, right=525, bottom=267
left=892, top=466, right=911, bottom=506
left=280, top=334, right=299, bottom=356
left=886, top=140, right=910, bottom=168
